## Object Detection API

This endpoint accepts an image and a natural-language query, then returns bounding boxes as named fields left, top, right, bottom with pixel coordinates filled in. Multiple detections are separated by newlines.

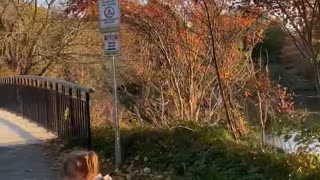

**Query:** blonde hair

left=63, top=150, right=99, bottom=179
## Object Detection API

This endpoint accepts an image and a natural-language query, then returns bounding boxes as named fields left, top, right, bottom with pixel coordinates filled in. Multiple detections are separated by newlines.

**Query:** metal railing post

left=85, top=92, right=92, bottom=149
left=69, top=87, right=74, bottom=139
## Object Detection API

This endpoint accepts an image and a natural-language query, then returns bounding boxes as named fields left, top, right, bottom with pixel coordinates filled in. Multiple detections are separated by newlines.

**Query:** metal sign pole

left=112, top=55, right=121, bottom=168
left=98, top=0, right=121, bottom=168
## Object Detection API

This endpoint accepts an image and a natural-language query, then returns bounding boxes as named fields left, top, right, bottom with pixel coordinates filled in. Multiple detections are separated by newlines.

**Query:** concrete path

left=0, top=110, right=58, bottom=180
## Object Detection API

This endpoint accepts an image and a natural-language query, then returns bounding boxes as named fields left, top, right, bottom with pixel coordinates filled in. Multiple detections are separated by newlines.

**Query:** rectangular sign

left=98, top=0, right=121, bottom=33
left=104, top=32, right=120, bottom=56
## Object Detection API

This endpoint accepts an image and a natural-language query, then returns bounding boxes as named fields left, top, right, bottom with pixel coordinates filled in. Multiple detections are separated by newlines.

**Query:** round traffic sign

left=104, top=6, right=115, bottom=18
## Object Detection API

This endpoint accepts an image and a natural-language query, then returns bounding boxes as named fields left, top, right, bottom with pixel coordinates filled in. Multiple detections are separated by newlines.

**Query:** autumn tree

left=119, top=0, right=272, bottom=138
left=231, top=0, right=320, bottom=91
left=63, top=0, right=260, bottom=137
left=62, top=0, right=294, bottom=140
left=0, top=0, right=89, bottom=76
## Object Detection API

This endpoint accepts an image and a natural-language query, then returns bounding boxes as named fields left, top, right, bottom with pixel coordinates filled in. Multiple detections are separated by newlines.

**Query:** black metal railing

left=0, top=75, right=94, bottom=148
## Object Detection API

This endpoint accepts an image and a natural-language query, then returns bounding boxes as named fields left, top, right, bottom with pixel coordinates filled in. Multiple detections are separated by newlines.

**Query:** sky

left=38, top=0, right=49, bottom=5
left=38, top=0, right=62, bottom=6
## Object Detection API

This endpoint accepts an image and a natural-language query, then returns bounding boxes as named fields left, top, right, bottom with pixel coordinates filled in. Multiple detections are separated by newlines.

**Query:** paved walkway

left=0, top=110, right=58, bottom=180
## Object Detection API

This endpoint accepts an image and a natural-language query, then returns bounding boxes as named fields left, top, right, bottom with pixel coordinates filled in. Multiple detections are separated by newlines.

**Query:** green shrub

left=88, top=124, right=320, bottom=179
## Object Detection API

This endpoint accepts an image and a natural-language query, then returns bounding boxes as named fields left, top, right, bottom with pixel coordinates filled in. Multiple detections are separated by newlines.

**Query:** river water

left=267, top=132, right=320, bottom=154
left=265, top=93, right=320, bottom=154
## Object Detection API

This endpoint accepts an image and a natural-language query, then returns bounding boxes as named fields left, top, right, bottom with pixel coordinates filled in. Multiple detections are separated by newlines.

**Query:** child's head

left=63, top=151, right=99, bottom=180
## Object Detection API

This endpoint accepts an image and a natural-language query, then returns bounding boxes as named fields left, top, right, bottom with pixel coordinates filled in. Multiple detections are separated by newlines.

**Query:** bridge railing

left=0, top=75, right=94, bottom=148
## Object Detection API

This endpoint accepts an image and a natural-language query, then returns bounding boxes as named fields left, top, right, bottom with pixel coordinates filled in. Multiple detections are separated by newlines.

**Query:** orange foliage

left=239, top=17, right=255, bottom=28
left=0, top=70, right=19, bottom=76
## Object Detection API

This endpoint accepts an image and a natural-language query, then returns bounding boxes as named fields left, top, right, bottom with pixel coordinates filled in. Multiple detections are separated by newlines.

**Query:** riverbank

left=83, top=124, right=320, bottom=180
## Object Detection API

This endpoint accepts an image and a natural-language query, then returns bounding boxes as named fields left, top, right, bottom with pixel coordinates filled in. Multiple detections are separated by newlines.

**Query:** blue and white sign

left=98, top=0, right=120, bottom=33
left=103, top=32, right=120, bottom=56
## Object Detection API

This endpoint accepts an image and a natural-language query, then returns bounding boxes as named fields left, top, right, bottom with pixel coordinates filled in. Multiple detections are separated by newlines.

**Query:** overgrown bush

left=116, top=1, right=267, bottom=137
left=90, top=124, right=320, bottom=179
